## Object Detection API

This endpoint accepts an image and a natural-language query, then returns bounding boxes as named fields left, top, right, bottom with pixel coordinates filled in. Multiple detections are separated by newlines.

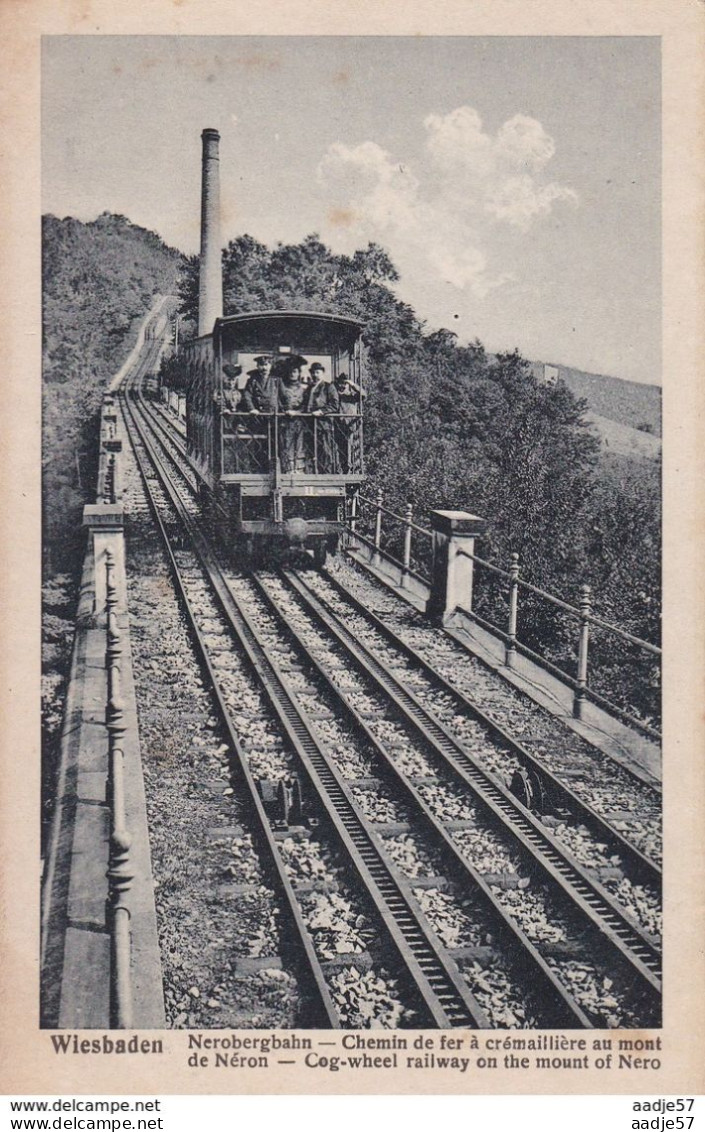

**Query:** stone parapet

left=42, top=498, right=164, bottom=1029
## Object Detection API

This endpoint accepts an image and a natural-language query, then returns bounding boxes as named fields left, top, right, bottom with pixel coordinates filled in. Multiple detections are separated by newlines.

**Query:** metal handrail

left=358, top=493, right=434, bottom=539
left=470, top=605, right=661, bottom=741
left=457, top=545, right=661, bottom=657
left=347, top=491, right=660, bottom=737
left=350, top=526, right=431, bottom=586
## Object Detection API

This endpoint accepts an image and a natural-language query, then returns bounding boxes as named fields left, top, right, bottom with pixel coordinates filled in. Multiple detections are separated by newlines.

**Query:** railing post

left=106, top=454, right=116, bottom=503
left=105, top=651, right=133, bottom=1027
left=104, top=544, right=133, bottom=1027
left=82, top=506, right=124, bottom=625
left=105, top=549, right=121, bottom=680
left=401, top=503, right=413, bottom=588
left=107, top=825, right=133, bottom=1029
left=373, top=488, right=384, bottom=566
left=350, top=493, right=358, bottom=538
left=505, top=552, right=520, bottom=667
left=105, top=610, right=123, bottom=807
left=573, top=584, right=592, bottom=719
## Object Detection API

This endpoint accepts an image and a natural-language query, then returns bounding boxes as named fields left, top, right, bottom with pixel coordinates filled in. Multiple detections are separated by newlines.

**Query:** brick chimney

left=198, top=128, right=224, bottom=337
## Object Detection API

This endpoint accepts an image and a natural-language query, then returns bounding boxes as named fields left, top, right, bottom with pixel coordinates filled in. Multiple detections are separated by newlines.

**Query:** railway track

left=248, top=568, right=660, bottom=992
left=275, top=568, right=661, bottom=937
left=121, top=373, right=661, bottom=1028
left=121, top=379, right=496, bottom=1027
left=139, top=389, right=661, bottom=872
left=295, top=568, right=661, bottom=881
left=138, top=390, right=661, bottom=945
left=331, top=561, right=662, bottom=860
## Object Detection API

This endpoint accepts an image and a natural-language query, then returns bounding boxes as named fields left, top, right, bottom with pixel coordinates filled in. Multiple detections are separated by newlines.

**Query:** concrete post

left=426, top=510, right=487, bottom=625
left=198, top=128, right=224, bottom=337
left=83, top=505, right=125, bottom=625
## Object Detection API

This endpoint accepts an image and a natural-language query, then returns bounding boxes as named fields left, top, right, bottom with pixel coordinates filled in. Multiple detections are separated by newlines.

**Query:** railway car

left=184, top=309, right=365, bottom=564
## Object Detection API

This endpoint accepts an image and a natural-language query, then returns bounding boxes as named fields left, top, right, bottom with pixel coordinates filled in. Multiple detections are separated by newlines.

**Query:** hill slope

left=530, top=361, right=661, bottom=439
left=42, top=212, right=184, bottom=574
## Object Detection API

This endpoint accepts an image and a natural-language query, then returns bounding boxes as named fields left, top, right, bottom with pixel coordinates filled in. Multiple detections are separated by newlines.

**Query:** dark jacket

left=242, top=370, right=279, bottom=413
left=306, top=380, right=340, bottom=414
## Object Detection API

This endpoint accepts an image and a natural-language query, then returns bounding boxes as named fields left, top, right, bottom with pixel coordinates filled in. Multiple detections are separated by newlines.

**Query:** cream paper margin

left=0, top=0, right=703, bottom=1097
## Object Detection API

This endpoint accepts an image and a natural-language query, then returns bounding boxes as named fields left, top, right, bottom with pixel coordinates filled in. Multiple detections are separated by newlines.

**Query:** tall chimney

left=198, top=128, right=224, bottom=337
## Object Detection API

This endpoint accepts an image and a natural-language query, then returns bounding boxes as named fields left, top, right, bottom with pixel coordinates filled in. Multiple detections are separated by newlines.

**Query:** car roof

left=215, top=310, right=363, bottom=332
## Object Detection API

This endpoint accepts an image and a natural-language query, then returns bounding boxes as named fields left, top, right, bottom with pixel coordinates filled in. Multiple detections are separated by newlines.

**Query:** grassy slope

left=530, top=361, right=662, bottom=438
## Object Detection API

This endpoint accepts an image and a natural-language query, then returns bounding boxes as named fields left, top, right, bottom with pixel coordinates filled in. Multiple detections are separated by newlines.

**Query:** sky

left=42, top=36, right=661, bottom=384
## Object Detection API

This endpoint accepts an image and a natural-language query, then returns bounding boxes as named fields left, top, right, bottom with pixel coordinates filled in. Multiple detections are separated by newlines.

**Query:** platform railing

left=221, top=412, right=364, bottom=476
left=347, top=491, right=661, bottom=739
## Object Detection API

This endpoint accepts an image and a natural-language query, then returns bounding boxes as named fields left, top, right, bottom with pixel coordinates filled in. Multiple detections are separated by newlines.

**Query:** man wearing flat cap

left=333, top=372, right=365, bottom=472
left=306, top=362, right=340, bottom=473
left=243, top=354, right=278, bottom=414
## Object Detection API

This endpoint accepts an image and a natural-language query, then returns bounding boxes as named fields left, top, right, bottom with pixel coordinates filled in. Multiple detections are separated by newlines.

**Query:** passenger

left=241, top=355, right=277, bottom=471
left=243, top=355, right=278, bottom=414
left=217, top=364, right=251, bottom=472
left=220, top=363, right=244, bottom=412
left=333, top=372, right=364, bottom=472
left=278, top=355, right=308, bottom=472
left=306, top=363, right=340, bottom=473
left=334, top=371, right=364, bottom=414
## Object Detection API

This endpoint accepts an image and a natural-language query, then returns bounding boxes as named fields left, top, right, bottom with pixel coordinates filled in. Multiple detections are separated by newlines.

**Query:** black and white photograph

left=37, top=34, right=666, bottom=1041
left=0, top=4, right=698, bottom=1104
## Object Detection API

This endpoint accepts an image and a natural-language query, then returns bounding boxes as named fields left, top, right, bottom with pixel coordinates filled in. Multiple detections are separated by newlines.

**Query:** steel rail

left=119, top=373, right=340, bottom=1028
left=306, top=568, right=662, bottom=884
left=123, top=378, right=488, bottom=1029
left=277, top=568, right=662, bottom=997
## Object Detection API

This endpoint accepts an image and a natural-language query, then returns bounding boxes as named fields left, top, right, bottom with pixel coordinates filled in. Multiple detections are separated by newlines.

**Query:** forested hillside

left=530, top=361, right=661, bottom=437
left=42, top=212, right=184, bottom=573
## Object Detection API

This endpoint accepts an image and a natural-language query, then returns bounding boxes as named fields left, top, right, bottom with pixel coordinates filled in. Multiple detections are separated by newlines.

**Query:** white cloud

left=486, top=175, right=577, bottom=231
left=424, top=106, right=495, bottom=177
left=317, top=106, right=577, bottom=295
left=317, top=141, right=420, bottom=232
left=495, top=114, right=556, bottom=172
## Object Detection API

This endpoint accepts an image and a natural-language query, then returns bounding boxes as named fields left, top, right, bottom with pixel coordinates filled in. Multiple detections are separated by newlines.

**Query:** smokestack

left=198, top=128, right=224, bottom=337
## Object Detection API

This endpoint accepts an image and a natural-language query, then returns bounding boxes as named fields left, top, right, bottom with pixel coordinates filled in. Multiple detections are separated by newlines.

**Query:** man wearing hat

left=238, top=355, right=278, bottom=471
left=333, top=371, right=365, bottom=472
left=217, top=363, right=251, bottom=472
left=243, top=354, right=278, bottom=414
left=306, top=363, right=340, bottom=473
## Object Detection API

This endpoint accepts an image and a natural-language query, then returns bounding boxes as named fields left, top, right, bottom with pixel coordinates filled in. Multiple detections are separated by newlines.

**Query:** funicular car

left=185, top=310, right=365, bottom=563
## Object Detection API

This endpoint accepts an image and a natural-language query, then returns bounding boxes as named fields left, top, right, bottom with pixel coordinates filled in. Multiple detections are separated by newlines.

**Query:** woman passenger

left=278, top=356, right=308, bottom=472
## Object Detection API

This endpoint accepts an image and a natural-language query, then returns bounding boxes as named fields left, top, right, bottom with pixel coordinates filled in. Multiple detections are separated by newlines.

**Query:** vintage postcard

left=1, top=0, right=703, bottom=1101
